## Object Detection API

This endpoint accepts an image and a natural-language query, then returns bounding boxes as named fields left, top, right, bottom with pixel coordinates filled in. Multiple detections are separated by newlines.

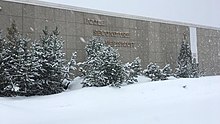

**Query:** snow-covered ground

left=0, top=76, right=220, bottom=124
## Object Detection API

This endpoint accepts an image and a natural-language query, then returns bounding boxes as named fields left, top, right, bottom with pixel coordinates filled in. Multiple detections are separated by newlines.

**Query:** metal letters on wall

left=85, top=18, right=134, bottom=47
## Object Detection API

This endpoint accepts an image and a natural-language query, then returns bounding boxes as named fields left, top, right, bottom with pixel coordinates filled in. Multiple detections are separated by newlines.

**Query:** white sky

left=41, top=0, right=220, bottom=28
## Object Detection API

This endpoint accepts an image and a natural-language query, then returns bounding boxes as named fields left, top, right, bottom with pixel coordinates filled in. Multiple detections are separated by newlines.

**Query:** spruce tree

left=1, top=22, right=76, bottom=96
left=100, top=46, right=125, bottom=87
left=0, top=21, right=32, bottom=96
left=35, top=26, right=66, bottom=94
left=160, top=64, right=172, bottom=80
left=62, top=52, right=77, bottom=89
left=143, top=63, right=172, bottom=81
left=14, top=35, right=32, bottom=94
left=124, top=57, right=142, bottom=84
left=82, top=37, right=125, bottom=87
left=24, top=41, right=45, bottom=95
left=143, top=63, right=161, bottom=81
left=79, top=37, right=104, bottom=77
left=175, top=33, right=194, bottom=78
left=191, top=58, right=200, bottom=78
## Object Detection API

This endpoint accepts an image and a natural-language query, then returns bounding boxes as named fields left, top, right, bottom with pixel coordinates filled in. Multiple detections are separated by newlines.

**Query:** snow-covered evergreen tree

left=143, top=63, right=172, bottom=81
left=100, top=46, right=125, bottom=87
left=29, top=41, right=43, bottom=82
left=82, top=37, right=125, bottom=87
left=21, top=41, right=46, bottom=96
left=124, top=57, right=142, bottom=84
left=78, top=37, right=104, bottom=77
left=62, top=52, right=77, bottom=89
left=1, top=22, right=77, bottom=96
left=14, top=36, right=33, bottom=94
left=191, top=58, right=200, bottom=78
left=175, top=34, right=196, bottom=78
left=160, top=64, right=172, bottom=80
left=143, top=63, right=161, bottom=81
left=0, top=21, right=33, bottom=96
left=33, top=26, right=66, bottom=94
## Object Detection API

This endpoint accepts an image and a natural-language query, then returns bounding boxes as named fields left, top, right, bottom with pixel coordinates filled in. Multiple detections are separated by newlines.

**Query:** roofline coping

left=3, top=0, right=220, bottom=31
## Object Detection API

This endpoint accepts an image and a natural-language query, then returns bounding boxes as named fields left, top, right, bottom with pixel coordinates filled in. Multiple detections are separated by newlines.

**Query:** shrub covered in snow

left=124, top=57, right=142, bottom=84
left=191, top=58, right=200, bottom=78
left=82, top=37, right=125, bottom=87
left=161, top=64, right=173, bottom=79
left=143, top=63, right=172, bottom=81
left=62, top=52, right=77, bottom=89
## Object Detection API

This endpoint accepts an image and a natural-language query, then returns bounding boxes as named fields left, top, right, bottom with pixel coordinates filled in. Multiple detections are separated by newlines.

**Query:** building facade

left=0, top=0, right=220, bottom=76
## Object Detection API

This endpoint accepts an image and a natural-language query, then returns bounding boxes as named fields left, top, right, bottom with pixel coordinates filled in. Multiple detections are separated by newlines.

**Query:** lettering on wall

left=105, top=40, right=134, bottom=47
left=85, top=18, right=104, bottom=26
left=93, top=30, right=130, bottom=38
left=85, top=18, right=133, bottom=47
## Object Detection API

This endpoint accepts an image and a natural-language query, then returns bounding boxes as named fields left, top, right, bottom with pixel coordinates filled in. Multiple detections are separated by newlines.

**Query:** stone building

left=0, top=0, right=220, bottom=75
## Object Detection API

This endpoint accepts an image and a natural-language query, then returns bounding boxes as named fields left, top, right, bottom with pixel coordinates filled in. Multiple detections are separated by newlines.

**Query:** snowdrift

left=0, top=76, right=220, bottom=124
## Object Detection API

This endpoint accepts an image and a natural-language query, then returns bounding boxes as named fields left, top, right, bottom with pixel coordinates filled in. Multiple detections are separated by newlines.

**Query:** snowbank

left=0, top=76, right=220, bottom=124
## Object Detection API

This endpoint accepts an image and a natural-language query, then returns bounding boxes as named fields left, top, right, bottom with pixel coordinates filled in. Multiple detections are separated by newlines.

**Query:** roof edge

left=3, top=0, right=220, bottom=31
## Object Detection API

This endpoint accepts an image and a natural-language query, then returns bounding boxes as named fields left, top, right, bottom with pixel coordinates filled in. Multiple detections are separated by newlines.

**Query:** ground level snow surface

left=0, top=76, right=220, bottom=124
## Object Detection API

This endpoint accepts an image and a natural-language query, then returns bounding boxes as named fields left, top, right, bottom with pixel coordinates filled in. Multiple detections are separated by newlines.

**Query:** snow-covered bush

left=143, top=63, right=160, bottom=81
left=161, top=64, right=172, bottom=79
left=143, top=63, right=172, bottom=81
left=62, top=52, right=77, bottom=89
left=124, top=57, right=142, bottom=84
left=175, top=35, right=200, bottom=78
left=82, top=37, right=125, bottom=87
left=191, top=58, right=200, bottom=78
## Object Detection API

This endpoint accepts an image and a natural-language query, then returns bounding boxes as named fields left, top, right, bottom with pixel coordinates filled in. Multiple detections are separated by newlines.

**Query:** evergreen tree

left=23, top=41, right=46, bottom=96
left=143, top=63, right=172, bottom=81
left=175, top=33, right=196, bottom=78
left=78, top=37, right=104, bottom=77
left=160, top=64, right=172, bottom=80
left=143, top=63, right=161, bottom=81
left=100, top=46, right=125, bottom=87
left=0, top=21, right=32, bottom=96
left=191, top=58, right=200, bottom=78
left=82, top=37, right=125, bottom=87
left=62, top=52, right=77, bottom=89
left=14, top=36, right=33, bottom=94
left=34, top=26, right=66, bottom=94
left=1, top=22, right=77, bottom=96
left=124, top=57, right=142, bottom=84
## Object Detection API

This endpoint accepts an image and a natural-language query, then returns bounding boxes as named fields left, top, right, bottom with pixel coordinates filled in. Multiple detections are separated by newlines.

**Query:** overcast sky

left=41, top=0, right=220, bottom=28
